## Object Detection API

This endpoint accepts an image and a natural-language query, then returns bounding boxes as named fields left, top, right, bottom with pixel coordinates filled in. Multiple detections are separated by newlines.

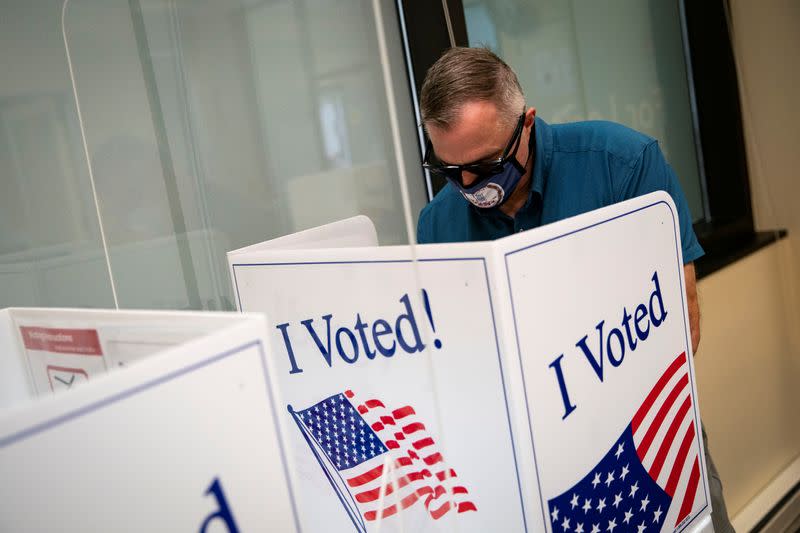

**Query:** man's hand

left=684, top=262, right=700, bottom=355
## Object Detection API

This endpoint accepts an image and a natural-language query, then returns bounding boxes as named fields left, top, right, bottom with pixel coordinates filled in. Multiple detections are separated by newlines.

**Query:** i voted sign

left=501, top=197, right=711, bottom=533
left=229, top=192, right=712, bottom=533
left=232, top=253, right=525, bottom=532
left=275, top=290, right=440, bottom=375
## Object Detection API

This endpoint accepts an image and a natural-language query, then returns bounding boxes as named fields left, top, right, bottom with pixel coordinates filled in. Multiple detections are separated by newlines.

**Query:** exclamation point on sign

left=422, top=289, right=442, bottom=349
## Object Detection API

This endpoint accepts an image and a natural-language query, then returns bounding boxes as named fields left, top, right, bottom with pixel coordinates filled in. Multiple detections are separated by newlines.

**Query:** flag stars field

left=653, top=506, right=662, bottom=523
left=596, top=498, right=606, bottom=513
left=615, top=443, right=624, bottom=460
left=623, top=508, right=633, bottom=524
left=612, top=492, right=622, bottom=508
left=547, top=429, right=672, bottom=533
left=640, top=494, right=650, bottom=511
left=570, top=493, right=580, bottom=509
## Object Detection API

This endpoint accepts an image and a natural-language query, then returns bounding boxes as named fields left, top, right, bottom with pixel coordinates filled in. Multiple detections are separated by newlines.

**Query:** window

left=0, top=0, right=426, bottom=310
left=463, top=0, right=706, bottom=222
left=400, top=0, right=767, bottom=277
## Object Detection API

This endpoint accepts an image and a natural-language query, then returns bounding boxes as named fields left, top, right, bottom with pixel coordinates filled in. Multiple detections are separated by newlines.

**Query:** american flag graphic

left=290, top=390, right=477, bottom=531
left=547, top=352, right=704, bottom=533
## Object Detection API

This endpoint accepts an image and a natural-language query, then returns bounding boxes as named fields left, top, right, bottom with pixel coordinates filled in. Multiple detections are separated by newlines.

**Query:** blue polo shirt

left=417, top=117, right=704, bottom=264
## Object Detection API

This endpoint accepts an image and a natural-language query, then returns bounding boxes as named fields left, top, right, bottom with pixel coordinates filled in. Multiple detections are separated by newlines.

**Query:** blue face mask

left=456, top=156, right=527, bottom=209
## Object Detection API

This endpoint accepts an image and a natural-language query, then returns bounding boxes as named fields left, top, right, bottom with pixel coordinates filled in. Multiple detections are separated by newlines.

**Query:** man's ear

left=524, top=107, right=537, bottom=127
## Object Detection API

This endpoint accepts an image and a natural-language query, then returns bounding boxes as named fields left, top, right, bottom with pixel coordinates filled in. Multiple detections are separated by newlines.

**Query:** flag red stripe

left=346, top=464, right=384, bottom=488
left=676, top=457, right=701, bottom=525
left=436, top=469, right=457, bottom=481
left=356, top=469, right=434, bottom=503
left=366, top=399, right=385, bottom=408
left=402, top=422, right=425, bottom=434
left=364, top=486, right=438, bottom=521
left=371, top=422, right=384, bottom=431
left=386, top=440, right=400, bottom=449
left=397, top=489, right=423, bottom=511
left=392, top=406, right=415, bottom=419
left=406, top=470, right=432, bottom=487
left=413, top=437, right=435, bottom=450
left=636, top=373, right=689, bottom=459
left=649, top=395, right=693, bottom=480
left=364, top=503, right=398, bottom=521
left=665, top=421, right=696, bottom=497
left=458, top=502, right=478, bottom=513
left=429, top=500, right=453, bottom=520
left=425, top=485, right=447, bottom=502
left=394, top=432, right=406, bottom=440
left=378, top=453, right=443, bottom=474
left=380, top=415, right=395, bottom=425
left=361, top=482, right=472, bottom=522
left=363, top=483, right=471, bottom=522
left=396, top=470, right=429, bottom=488
left=632, top=352, right=686, bottom=433
left=356, top=481, right=396, bottom=502
left=416, top=485, right=434, bottom=499
left=423, top=452, right=444, bottom=466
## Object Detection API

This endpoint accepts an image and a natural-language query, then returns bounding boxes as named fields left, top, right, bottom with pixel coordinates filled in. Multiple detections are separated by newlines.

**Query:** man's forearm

left=684, top=262, right=701, bottom=354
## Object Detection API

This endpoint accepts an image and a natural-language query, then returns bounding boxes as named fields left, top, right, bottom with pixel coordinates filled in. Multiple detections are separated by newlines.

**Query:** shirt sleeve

left=616, top=141, right=705, bottom=264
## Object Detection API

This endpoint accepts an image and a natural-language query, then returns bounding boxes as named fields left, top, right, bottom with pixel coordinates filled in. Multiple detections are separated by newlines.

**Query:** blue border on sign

left=503, top=199, right=709, bottom=533
left=0, top=339, right=303, bottom=533
left=232, top=256, right=529, bottom=532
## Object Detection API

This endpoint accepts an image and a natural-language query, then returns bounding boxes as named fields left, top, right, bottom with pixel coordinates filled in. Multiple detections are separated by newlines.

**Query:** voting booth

left=0, top=308, right=299, bottom=532
left=0, top=192, right=714, bottom=533
left=229, top=191, right=714, bottom=533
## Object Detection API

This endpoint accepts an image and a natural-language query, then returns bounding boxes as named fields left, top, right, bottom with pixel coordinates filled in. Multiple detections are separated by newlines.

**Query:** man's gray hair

left=420, top=47, right=525, bottom=131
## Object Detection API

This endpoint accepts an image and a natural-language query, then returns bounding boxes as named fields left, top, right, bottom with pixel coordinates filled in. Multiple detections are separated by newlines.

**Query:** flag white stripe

left=638, top=390, right=692, bottom=472
left=632, top=368, right=688, bottom=447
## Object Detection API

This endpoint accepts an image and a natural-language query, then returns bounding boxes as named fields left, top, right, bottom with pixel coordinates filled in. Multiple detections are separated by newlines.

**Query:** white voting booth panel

left=229, top=192, right=714, bottom=533
left=0, top=308, right=298, bottom=532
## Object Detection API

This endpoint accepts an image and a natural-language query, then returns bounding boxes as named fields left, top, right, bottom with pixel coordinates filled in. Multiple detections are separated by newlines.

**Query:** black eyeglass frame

left=422, top=109, right=527, bottom=188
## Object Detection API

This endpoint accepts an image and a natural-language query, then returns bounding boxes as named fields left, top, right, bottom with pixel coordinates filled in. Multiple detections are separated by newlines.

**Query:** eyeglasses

left=423, top=109, right=526, bottom=189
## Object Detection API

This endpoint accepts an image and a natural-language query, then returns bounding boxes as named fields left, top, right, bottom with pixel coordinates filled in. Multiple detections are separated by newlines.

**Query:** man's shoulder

left=550, top=120, right=656, bottom=163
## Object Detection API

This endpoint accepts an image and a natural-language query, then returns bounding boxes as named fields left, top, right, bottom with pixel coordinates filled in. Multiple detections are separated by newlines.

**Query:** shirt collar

left=530, top=116, right=552, bottom=200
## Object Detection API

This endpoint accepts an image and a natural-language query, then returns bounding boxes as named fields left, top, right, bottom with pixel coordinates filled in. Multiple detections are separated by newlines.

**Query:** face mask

left=456, top=154, right=527, bottom=209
